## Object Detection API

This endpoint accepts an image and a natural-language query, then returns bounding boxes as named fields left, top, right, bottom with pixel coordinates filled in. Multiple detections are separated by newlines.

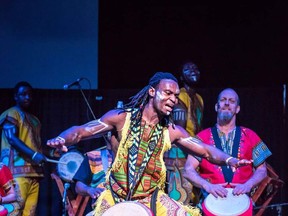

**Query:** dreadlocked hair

left=124, top=72, right=178, bottom=127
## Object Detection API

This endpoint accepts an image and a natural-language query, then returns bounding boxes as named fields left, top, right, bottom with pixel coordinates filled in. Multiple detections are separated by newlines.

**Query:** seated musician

left=183, top=88, right=272, bottom=215
left=72, top=133, right=115, bottom=214
left=0, top=162, right=21, bottom=216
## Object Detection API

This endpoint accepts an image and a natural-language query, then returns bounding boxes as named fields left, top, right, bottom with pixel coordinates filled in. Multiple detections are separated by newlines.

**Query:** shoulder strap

left=211, top=126, right=241, bottom=183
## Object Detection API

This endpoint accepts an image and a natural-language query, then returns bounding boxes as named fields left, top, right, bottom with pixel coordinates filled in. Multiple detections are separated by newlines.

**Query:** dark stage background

left=99, top=2, right=288, bottom=89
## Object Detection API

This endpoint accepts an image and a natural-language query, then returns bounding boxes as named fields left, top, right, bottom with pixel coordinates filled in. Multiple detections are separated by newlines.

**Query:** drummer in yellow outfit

left=0, top=81, right=47, bottom=216
left=164, top=61, right=204, bottom=205
left=47, top=72, right=251, bottom=216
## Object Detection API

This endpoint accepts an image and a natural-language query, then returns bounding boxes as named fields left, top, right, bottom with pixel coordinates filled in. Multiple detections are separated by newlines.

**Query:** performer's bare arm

left=230, top=162, right=267, bottom=195
left=75, top=181, right=104, bottom=199
left=46, top=109, right=125, bottom=152
left=241, top=162, right=267, bottom=188
left=183, top=154, right=232, bottom=198
left=183, top=154, right=205, bottom=189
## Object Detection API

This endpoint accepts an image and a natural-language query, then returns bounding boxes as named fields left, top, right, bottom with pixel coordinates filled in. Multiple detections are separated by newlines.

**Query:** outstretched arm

left=46, top=109, right=124, bottom=152
left=46, top=119, right=112, bottom=152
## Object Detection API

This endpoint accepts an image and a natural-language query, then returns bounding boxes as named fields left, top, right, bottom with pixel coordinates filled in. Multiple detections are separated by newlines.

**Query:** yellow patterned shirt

left=0, top=106, right=44, bottom=178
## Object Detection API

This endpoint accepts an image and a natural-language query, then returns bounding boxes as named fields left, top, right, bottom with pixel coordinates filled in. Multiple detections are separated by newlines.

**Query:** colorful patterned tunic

left=164, top=88, right=203, bottom=204
left=0, top=163, right=20, bottom=216
left=178, top=88, right=203, bottom=136
left=93, top=110, right=201, bottom=216
left=196, top=126, right=272, bottom=184
left=0, top=106, right=44, bottom=215
left=0, top=106, right=44, bottom=178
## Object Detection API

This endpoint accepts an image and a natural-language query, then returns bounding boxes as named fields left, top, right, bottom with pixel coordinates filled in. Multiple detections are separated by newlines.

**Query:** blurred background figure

left=0, top=81, right=47, bottom=216
left=164, top=61, right=204, bottom=205
left=72, top=133, right=115, bottom=215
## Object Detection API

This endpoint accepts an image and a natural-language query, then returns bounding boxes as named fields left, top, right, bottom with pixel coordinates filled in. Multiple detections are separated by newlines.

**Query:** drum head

left=57, top=151, right=84, bottom=182
left=203, top=188, right=250, bottom=216
left=102, top=201, right=153, bottom=216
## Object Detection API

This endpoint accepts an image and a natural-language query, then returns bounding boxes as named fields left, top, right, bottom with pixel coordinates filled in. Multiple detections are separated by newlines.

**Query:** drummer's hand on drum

left=230, top=183, right=252, bottom=196
left=87, top=187, right=104, bottom=199
left=46, top=136, right=68, bottom=152
left=203, top=182, right=229, bottom=198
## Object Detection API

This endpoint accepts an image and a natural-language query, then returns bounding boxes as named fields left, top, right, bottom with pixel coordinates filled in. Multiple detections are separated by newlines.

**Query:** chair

left=251, top=163, right=284, bottom=216
left=51, top=173, right=90, bottom=216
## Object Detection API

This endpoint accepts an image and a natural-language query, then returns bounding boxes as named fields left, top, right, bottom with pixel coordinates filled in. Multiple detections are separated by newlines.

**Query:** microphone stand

left=76, top=84, right=112, bottom=144
left=62, top=182, right=70, bottom=216
left=78, top=84, right=96, bottom=120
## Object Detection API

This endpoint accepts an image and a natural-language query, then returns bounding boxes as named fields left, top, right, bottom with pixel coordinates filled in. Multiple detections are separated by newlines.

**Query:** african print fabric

left=164, top=88, right=203, bottom=204
left=0, top=163, right=21, bottom=216
left=196, top=126, right=272, bottom=184
left=0, top=106, right=44, bottom=178
left=93, top=110, right=201, bottom=215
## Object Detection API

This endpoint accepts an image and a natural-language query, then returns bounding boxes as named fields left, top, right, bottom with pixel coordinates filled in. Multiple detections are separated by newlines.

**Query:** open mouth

left=165, top=104, right=173, bottom=112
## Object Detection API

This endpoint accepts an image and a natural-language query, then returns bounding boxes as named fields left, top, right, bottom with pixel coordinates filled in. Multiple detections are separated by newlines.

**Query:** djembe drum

left=202, top=188, right=252, bottom=216
left=102, top=201, right=154, bottom=216
left=57, top=151, right=84, bottom=182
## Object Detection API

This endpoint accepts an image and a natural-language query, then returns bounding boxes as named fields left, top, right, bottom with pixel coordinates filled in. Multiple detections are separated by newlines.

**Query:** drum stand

left=51, top=173, right=90, bottom=216
left=62, top=183, right=70, bottom=216
left=251, top=163, right=284, bottom=216
left=254, top=202, right=288, bottom=216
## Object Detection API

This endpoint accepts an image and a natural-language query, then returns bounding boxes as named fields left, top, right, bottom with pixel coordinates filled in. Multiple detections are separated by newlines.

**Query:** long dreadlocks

left=124, top=72, right=178, bottom=127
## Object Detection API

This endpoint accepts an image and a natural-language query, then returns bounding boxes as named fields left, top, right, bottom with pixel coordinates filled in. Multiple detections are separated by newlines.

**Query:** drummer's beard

left=218, top=112, right=234, bottom=125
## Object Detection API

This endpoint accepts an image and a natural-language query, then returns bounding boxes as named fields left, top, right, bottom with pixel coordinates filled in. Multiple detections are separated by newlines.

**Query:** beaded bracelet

left=56, top=136, right=65, bottom=142
left=225, top=156, right=234, bottom=168
left=32, top=152, right=38, bottom=160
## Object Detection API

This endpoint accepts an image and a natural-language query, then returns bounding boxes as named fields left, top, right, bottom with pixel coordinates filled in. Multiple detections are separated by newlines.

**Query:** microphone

left=63, top=78, right=84, bottom=90
left=117, top=100, right=124, bottom=108
left=62, top=182, right=70, bottom=203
